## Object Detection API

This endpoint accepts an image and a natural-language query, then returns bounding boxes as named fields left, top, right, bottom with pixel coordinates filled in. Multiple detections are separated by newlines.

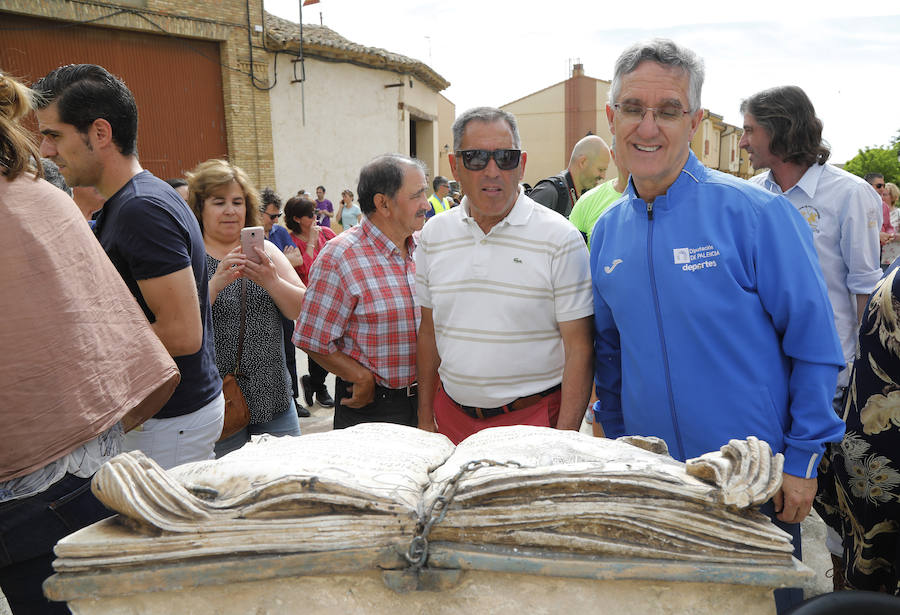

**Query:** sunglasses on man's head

left=456, top=149, right=521, bottom=171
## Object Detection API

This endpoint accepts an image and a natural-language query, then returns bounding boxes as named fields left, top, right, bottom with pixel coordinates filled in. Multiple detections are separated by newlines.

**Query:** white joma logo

left=604, top=259, right=623, bottom=274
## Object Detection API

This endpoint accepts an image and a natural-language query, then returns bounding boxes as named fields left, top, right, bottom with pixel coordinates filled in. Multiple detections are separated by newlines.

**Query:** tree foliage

left=843, top=140, right=900, bottom=185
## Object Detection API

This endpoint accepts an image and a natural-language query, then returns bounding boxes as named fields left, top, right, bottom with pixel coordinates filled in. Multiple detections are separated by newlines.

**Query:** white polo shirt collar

left=460, top=189, right=534, bottom=232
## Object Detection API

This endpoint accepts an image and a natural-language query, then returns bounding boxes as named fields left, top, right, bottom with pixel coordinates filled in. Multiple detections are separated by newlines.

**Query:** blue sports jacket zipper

left=646, top=201, right=686, bottom=458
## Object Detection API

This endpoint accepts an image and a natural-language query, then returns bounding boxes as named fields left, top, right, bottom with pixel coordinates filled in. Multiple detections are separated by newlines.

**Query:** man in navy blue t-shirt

left=34, top=64, right=224, bottom=469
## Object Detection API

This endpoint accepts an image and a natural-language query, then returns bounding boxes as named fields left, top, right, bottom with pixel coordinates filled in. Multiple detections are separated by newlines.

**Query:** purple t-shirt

left=315, top=199, right=334, bottom=228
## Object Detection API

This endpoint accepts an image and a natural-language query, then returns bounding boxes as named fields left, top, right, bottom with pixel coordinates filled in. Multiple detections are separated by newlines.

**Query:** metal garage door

left=1, top=12, right=228, bottom=180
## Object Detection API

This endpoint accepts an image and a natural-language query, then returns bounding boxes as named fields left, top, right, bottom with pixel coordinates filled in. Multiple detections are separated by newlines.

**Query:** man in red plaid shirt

left=293, top=154, right=429, bottom=429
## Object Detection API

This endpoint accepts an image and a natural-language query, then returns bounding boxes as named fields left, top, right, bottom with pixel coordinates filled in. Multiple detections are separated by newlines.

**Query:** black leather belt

left=451, top=384, right=561, bottom=419
left=374, top=382, right=418, bottom=401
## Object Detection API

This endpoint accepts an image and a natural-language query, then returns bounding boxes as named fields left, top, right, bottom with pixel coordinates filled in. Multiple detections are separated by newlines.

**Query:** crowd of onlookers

left=2, top=36, right=900, bottom=615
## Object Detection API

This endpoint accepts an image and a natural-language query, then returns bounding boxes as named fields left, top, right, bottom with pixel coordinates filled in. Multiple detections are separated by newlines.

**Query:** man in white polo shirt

left=415, top=106, right=594, bottom=444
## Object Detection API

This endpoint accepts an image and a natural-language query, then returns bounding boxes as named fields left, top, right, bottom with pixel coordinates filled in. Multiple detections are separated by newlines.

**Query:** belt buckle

left=406, top=382, right=418, bottom=397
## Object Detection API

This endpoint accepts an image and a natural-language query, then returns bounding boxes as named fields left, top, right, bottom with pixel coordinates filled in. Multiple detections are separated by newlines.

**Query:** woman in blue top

left=336, top=189, right=362, bottom=229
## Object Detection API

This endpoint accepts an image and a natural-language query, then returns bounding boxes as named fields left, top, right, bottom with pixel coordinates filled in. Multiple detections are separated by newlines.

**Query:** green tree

left=843, top=146, right=900, bottom=185
left=890, top=129, right=900, bottom=151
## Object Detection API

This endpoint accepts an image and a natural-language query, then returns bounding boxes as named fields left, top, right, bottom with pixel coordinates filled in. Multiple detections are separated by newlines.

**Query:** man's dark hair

left=32, top=64, right=138, bottom=156
left=864, top=173, right=885, bottom=184
left=165, top=178, right=187, bottom=189
left=357, top=154, right=426, bottom=215
left=261, top=187, right=282, bottom=210
left=316, top=185, right=325, bottom=193
left=740, top=86, right=830, bottom=167
left=433, top=175, right=449, bottom=191
left=283, top=194, right=316, bottom=233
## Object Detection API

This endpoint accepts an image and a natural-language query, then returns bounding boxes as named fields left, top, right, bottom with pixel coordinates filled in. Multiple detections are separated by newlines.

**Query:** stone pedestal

left=43, top=426, right=812, bottom=614
left=44, top=525, right=810, bottom=615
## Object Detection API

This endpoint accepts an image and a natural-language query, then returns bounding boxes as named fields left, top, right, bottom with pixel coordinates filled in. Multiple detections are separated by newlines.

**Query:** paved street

left=295, top=363, right=337, bottom=436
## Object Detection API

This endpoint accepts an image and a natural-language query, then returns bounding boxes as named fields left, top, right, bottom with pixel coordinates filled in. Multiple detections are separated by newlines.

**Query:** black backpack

left=527, top=173, right=574, bottom=217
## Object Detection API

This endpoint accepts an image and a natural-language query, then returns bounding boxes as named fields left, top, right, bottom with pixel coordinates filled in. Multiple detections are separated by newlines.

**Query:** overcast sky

left=264, top=1, right=900, bottom=164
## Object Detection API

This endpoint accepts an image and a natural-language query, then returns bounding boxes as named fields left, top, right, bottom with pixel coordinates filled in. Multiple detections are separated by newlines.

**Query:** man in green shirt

left=569, top=148, right=629, bottom=248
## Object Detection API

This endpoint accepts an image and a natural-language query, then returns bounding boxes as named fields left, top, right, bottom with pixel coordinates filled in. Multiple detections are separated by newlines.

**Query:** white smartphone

left=240, top=226, right=265, bottom=263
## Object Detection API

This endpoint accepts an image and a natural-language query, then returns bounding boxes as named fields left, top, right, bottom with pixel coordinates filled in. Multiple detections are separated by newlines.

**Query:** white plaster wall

left=268, top=55, right=441, bottom=199
left=417, top=120, right=438, bottom=179
left=400, top=73, right=442, bottom=177
left=436, top=94, right=455, bottom=181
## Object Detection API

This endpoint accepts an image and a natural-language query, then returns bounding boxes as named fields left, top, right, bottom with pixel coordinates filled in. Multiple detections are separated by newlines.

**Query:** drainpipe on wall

left=399, top=78, right=406, bottom=153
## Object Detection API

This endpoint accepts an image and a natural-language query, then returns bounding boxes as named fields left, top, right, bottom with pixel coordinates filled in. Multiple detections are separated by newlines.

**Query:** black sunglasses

left=263, top=212, right=281, bottom=220
left=456, top=149, right=521, bottom=171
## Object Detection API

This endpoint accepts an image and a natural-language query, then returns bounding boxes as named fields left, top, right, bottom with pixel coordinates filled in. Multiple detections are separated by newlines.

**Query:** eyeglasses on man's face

left=455, top=149, right=522, bottom=171
left=613, top=103, right=691, bottom=124
left=874, top=183, right=886, bottom=189
left=262, top=212, right=282, bottom=221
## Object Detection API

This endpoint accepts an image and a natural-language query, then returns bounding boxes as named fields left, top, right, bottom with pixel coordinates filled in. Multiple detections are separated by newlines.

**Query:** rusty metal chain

left=404, top=458, right=522, bottom=571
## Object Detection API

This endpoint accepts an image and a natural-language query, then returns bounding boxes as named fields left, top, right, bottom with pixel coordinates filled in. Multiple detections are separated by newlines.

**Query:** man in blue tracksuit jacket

left=592, top=39, right=845, bottom=612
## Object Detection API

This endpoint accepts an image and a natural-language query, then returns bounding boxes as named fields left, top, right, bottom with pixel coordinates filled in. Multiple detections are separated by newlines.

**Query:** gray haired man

left=590, top=39, right=845, bottom=613
left=415, top=107, right=594, bottom=445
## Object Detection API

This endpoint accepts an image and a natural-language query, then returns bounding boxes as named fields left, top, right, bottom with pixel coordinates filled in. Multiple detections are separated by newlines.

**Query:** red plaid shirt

left=293, top=218, right=419, bottom=389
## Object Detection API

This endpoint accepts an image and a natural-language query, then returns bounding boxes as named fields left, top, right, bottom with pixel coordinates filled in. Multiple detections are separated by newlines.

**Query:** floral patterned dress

left=815, top=264, right=900, bottom=595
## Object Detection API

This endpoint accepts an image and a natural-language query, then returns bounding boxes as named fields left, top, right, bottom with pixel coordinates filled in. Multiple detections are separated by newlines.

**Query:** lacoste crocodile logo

left=603, top=259, right=623, bottom=274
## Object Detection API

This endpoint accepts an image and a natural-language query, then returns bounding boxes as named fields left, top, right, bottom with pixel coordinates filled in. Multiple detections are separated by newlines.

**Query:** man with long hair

left=741, top=86, right=881, bottom=399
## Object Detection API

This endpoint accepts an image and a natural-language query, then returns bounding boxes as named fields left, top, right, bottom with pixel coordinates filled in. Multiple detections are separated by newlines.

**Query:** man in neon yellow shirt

left=426, top=176, right=453, bottom=219
left=569, top=148, right=629, bottom=248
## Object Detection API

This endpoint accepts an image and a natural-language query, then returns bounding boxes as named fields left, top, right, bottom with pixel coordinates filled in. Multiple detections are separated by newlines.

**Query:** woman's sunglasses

left=455, top=149, right=521, bottom=171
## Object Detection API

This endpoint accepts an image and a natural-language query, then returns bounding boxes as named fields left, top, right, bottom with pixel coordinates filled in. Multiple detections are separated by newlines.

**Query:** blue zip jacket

left=590, top=152, right=845, bottom=478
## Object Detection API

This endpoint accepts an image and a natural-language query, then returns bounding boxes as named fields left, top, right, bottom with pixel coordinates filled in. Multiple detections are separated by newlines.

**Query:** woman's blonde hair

left=885, top=182, right=899, bottom=207
left=0, top=71, right=43, bottom=180
left=185, top=159, right=260, bottom=232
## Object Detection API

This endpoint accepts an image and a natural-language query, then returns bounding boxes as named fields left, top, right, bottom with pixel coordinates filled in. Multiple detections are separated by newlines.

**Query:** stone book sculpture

left=52, top=424, right=793, bottom=576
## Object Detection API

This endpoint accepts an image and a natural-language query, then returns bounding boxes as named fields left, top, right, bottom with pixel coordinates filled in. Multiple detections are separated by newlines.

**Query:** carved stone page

left=69, top=424, right=791, bottom=571
left=423, top=427, right=790, bottom=564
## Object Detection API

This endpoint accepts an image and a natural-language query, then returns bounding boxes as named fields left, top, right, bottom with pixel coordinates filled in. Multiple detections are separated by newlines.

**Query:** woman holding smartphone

left=186, top=159, right=305, bottom=456
left=335, top=189, right=362, bottom=230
